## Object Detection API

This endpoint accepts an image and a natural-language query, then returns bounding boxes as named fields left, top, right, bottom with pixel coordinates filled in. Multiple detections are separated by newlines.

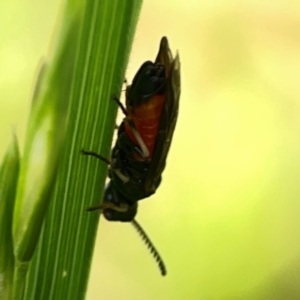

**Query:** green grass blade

left=21, top=0, right=142, bottom=299
left=12, top=4, right=80, bottom=299
left=0, top=136, right=20, bottom=300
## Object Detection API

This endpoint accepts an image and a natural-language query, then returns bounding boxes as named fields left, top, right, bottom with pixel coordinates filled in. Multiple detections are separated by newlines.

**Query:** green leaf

left=0, top=135, right=20, bottom=300
left=16, top=0, right=142, bottom=299
left=13, top=10, right=78, bottom=265
left=12, top=5, right=81, bottom=299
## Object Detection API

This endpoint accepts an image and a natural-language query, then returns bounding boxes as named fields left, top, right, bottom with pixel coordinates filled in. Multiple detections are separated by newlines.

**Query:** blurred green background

left=1, top=0, right=300, bottom=299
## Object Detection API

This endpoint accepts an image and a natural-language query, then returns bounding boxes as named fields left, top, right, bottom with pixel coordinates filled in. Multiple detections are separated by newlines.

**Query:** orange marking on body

left=125, top=94, right=166, bottom=158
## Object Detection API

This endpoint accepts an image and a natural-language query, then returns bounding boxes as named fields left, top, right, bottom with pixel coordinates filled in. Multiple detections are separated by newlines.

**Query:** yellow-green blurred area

left=1, top=0, right=300, bottom=299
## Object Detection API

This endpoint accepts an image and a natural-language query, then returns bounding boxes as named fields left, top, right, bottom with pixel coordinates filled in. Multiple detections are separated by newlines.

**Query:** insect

left=81, top=37, right=180, bottom=276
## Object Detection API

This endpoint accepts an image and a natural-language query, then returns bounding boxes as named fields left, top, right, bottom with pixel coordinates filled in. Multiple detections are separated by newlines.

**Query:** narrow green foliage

left=13, top=13, right=79, bottom=263
left=0, top=136, right=20, bottom=300
left=12, top=5, right=81, bottom=300
left=10, top=0, right=143, bottom=299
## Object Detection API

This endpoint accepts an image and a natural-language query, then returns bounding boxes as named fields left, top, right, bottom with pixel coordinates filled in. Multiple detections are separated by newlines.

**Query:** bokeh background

left=1, top=1, right=300, bottom=299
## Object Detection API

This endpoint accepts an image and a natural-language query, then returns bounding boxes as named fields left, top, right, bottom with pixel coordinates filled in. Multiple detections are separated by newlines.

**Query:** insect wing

left=145, top=39, right=181, bottom=193
left=154, top=36, right=173, bottom=75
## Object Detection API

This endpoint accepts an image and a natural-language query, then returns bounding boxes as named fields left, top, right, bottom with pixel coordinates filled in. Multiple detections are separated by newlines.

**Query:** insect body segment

left=124, top=94, right=166, bottom=159
left=82, top=37, right=180, bottom=276
left=124, top=61, right=167, bottom=158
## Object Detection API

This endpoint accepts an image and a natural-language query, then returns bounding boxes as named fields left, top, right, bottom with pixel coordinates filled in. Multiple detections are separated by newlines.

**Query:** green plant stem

left=0, top=137, right=20, bottom=300
left=18, top=0, right=143, bottom=299
left=12, top=261, right=29, bottom=300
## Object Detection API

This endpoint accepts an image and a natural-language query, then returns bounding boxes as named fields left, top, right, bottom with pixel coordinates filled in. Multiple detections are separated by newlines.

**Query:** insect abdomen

left=125, top=94, right=165, bottom=157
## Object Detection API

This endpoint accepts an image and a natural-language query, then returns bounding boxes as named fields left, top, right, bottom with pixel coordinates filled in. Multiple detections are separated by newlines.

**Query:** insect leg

left=126, top=120, right=150, bottom=158
left=81, top=149, right=129, bottom=183
left=113, top=97, right=128, bottom=116
left=87, top=201, right=128, bottom=212
left=80, top=149, right=110, bottom=165
left=113, top=93, right=149, bottom=157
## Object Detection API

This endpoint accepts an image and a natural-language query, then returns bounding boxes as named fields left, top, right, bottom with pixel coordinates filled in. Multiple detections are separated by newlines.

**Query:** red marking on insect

left=124, top=94, right=166, bottom=158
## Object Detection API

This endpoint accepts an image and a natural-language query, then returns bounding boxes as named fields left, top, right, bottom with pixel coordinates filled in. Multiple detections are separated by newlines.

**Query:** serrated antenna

left=131, top=219, right=167, bottom=276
